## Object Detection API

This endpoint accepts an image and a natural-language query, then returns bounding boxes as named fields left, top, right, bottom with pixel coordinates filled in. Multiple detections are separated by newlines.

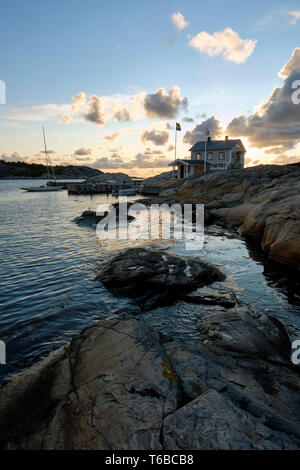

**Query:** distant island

left=0, top=160, right=103, bottom=179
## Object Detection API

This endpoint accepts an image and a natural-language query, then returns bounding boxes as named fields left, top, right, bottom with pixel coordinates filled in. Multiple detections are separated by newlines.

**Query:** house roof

left=168, top=159, right=211, bottom=166
left=189, top=139, right=246, bottom=152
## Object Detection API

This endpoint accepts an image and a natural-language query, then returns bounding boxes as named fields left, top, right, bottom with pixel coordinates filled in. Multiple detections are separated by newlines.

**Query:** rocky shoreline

left=1, top=166, right=299, bottom=450
left=0, top=246, right=299, bottom=450
left=157, top=164, right=300, bottom=269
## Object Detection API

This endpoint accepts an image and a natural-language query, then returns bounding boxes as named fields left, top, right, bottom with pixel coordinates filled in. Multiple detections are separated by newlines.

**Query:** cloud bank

left=226, top=48, right=300, bottom=153
left=91, top=148, right=170, bottom=170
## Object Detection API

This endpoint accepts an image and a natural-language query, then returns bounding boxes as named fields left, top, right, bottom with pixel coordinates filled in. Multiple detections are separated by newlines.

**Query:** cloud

left=130, top=151, right=170, bottom=168
left=0, top=104, right=71, bottom=121
left=183, top=116, right=223, bottom=145
left=141, top=129, right=169, bottom=146
left=289, top=11, right=300, bottom=24
left=270, top=155, right=300, bottom=165
left=144, top=86, right=188, bottom=119
left=84, top=95, right=106, bottom=126
left=226, top=48, right=300, bottom=153
left=74, top=147, right=93, bottom=156
left=65, top=87, right=187, bottom=127
left=182, top=116, right=194, bottom=123
left=171, top=12, right=189, bottom=30
left=61, top=114, right=72, bottom=124
left=91, top=148, right=170, bottom=170
left=114, top=107, right=131, bottom=121
left=104, top=132, right=121, bottom=142
left=0, top=152, right=24, bottom=162
left=279, top=48, right=300, bottom=78
left=189, top=27, right=257, bottom=64
left=71, top=92, right=87, bottom=112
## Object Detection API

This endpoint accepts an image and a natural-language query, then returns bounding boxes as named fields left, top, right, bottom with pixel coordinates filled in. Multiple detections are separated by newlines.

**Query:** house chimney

left=225, top=136, right=229, bottom=141
left=207, top=136, right=211, bottom=142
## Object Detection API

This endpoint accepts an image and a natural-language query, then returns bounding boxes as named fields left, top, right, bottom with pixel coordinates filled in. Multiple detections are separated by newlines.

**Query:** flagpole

left=175, top=126, right=177, bottom=161
left=204, top=136, right=207, bottom=173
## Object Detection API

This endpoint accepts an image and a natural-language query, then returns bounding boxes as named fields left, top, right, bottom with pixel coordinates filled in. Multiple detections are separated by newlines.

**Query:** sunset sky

left=0, top=0, right=300, bottom=176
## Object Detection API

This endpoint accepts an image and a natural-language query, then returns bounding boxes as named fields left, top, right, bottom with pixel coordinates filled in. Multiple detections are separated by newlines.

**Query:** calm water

left=0, top=180, right=299, bottom=383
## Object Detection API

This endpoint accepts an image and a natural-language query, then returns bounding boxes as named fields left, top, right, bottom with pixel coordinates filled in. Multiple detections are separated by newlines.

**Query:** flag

left=176, top=122, right=181, bottom=131
left=205, top=126, right=210, bottom=136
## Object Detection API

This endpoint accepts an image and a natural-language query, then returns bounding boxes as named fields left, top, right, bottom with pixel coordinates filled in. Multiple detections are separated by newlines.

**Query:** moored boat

left=22, top=127, right=62, bottom=192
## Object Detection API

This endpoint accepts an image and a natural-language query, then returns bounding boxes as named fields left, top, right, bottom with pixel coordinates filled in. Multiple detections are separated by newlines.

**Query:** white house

left=169, top=136, right=246, bottom=179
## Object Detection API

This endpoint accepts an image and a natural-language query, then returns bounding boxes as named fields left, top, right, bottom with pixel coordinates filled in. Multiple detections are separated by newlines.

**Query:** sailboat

left=22, top=127, right=62, bottom=192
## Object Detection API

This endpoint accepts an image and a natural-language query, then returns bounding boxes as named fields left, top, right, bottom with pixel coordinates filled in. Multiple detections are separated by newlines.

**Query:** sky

left=0, top=0, right=300, bottom=176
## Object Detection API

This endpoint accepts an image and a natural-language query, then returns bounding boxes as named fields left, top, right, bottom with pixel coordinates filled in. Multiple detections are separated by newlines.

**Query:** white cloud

left=71, top=92, right=87, bottom=112
left=61, top=114, right=72, bottom=124
left=289, top=11, right=300, bottom=24
left=0, top=104, right=71, bottom=121
left=189, top=27, right=257, bottom=64
left=171, top=12, right=189, bottom=30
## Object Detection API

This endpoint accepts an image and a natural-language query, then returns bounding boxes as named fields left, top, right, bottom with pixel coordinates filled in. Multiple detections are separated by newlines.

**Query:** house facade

left=169, top=137, right=246, bottom=179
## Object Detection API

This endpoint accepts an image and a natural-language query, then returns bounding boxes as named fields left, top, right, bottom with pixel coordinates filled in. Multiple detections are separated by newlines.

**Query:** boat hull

left=21, top=186, right=62, bottom=192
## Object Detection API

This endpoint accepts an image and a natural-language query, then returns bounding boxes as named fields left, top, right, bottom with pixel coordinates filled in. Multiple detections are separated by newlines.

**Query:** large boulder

left=0, top=310, right=299, bottom=450
left=96, top=248, right=225, bottom=308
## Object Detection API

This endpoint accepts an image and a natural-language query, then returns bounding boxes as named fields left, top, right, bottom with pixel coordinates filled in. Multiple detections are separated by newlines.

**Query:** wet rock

left=73, top=203, right=135, bottom=227
left=180, top=282, right=237, bottom=308
left=195, top=304, right=291, bottom=362
left=96, top=247, right=225, bottom=309
left=274, top=277, right=290, bottom=288
left=0, top=312, right=299, bottom=450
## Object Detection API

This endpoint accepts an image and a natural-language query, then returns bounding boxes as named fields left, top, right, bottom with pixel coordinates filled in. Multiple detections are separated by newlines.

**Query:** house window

left=219, top=152, right=225, bottom=160
left=196, top=153, right=202, bottom=160
left=207, top=152, right=213, bottom=160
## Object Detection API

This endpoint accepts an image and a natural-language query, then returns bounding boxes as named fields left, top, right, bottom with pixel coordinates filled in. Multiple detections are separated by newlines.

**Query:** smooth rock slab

left=180, top=282, right=237, bottom=308
left=96, top=247, right=226, bottom=309
left=0, top=310, right=300, bottom=450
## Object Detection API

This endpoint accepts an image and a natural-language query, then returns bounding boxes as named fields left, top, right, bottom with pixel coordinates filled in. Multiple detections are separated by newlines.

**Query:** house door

left=180, top=165, right=184, bottom=179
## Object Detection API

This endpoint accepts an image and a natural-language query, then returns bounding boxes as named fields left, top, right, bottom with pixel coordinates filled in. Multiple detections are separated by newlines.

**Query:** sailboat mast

left=42, top=127, right=57, bottom=185
left=42, top=126, right=50, bottom=182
